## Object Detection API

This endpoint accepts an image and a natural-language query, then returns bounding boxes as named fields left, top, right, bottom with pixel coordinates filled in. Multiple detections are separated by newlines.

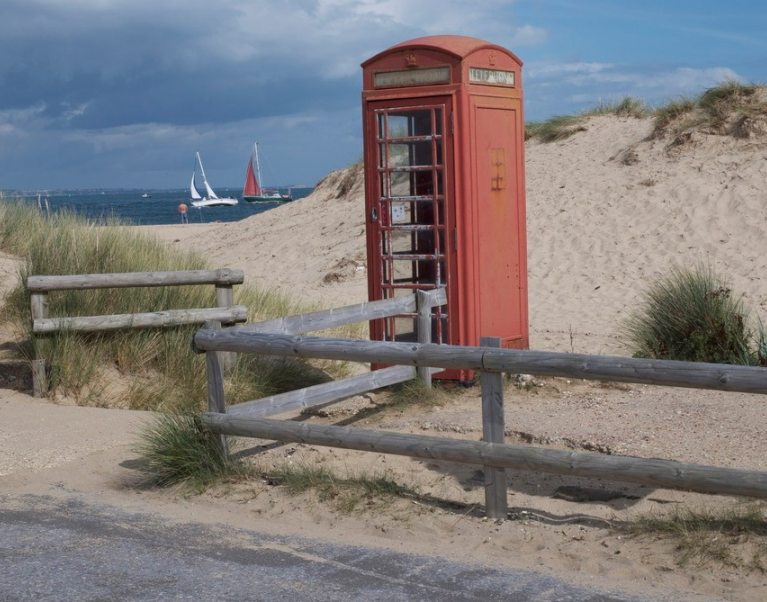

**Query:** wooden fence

left=193, top=295, right=767, bottom=520
left=200, top=288, right=447, bottom=420
left=28, top=268, right=247, bottom=397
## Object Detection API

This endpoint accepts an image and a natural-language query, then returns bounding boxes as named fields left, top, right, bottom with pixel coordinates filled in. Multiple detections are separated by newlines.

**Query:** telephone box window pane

left=388, top=141, right=433, bottom=168
left=394, top=317, right=416, bottom=341
left=388, top=143, right=409, bottom=168
left=413, top=140, right=434, bottom=166
left=387, top=110, right=432, bottom=138
left=413, top=171, right=433, bottom=196
left=377, top=113, right=386, bottom=140
left=392, top=259, right=415, bottom=282
left=414, top=230, right=435, bottom=254
left=387, top=115, right=409, bottom=138
left=391, top=230, right=414, bottom=254
left=435, top=316, right=448, bottom=344
left=390, top=172, right=412, bottom=196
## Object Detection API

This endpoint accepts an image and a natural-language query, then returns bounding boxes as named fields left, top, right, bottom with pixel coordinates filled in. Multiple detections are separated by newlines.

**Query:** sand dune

left=149, top=113, right=767, bottom=357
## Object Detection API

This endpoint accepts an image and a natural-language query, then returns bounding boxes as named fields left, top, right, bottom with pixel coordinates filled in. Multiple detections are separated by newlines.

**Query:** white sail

left=190, top=173, right=202, bottom=200
left=203, top=179, right=219, bottom=199
left=190, top=150, right=238, bottom=207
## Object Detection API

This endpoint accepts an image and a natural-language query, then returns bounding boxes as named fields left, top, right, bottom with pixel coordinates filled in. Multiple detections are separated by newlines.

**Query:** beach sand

left=3, top=114, right=767, bottom=600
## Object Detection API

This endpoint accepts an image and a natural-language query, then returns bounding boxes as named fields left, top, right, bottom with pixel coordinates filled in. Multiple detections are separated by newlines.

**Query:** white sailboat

left=190, top=152, right=238, bottom=207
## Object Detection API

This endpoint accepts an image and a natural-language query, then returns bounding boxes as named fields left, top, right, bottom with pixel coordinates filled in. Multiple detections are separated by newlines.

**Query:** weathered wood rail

left=200, top=288, right=447, bottom=417
left=29, top=268, right=246, bottom=397
left=194, top=309, right=767, bottom=519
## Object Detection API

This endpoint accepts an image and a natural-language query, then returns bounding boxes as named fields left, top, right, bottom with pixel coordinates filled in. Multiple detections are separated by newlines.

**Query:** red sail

left=242, top=159, right=261, bottom=197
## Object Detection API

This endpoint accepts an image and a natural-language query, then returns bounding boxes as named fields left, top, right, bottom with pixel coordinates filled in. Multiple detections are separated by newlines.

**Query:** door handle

left=370, top=207, right=378, bottom=222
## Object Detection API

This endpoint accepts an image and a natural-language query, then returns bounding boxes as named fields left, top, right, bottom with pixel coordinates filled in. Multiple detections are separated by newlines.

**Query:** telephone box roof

left=361, top=35, right=523, bottom=67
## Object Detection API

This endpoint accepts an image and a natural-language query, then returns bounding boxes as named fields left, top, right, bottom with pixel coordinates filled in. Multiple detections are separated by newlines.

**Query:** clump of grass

left=652, top=97, right=696, bottom=134
left=623, top=503, right=767, bottom=569
left=267, top=463, right=417, bottom=513
left=134, top=412, right=249, bottom=490
left=386, top=378, right=451, bottom=409
left=652, top=82, right=766, bottom=139
left=526, top=115, right=587, bottom=142
left=624, top=265, right=761, bottom=365
left=583, top=96, right=650, bottom=118
left=527, top=97, right=648, bottom=143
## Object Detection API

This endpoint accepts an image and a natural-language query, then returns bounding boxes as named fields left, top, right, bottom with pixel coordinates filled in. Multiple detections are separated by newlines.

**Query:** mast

left=196, top=151, right=219, bottom=199
left=196, top=152, right=208, bottom=185
left=254, top=143, right=264, bottom=192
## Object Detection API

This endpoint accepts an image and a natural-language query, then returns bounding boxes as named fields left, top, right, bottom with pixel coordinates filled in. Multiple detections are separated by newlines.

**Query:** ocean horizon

left=3, top=187, right=313, bottom=226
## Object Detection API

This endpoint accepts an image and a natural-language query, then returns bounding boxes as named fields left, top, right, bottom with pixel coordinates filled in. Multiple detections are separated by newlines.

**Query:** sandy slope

left=144, top=166, right=369, bottom=308
left=146, top=115, right=767, bottom=357
left=4, top=115, right=767, bottom=600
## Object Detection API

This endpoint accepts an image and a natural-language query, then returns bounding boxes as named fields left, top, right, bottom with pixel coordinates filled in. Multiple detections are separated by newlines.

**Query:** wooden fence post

left=30, top=292, right=49, bottom=397
left=204, top=320, right=228, bottom=455
left=480, top=336, right=507, bottom=520
left=416, top=290, right=433, bottom=388
left=215, top=283, right=236, bottom=371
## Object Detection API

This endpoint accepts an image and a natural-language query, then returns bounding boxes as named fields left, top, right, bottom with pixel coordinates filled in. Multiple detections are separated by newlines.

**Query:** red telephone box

left=362, top=35, right=528, bottom=379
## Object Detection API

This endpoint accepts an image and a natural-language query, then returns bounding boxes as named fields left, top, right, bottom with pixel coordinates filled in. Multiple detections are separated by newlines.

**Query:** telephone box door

left=365, top=97, right=454, bottom=345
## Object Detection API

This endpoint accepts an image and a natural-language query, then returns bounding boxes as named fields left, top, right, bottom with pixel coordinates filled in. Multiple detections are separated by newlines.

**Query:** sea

left=12, top=187, right=314, bottom=226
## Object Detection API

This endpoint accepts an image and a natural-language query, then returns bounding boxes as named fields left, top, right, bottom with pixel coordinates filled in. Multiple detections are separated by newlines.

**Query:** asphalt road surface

left=0, top=494, right=690, bottom=601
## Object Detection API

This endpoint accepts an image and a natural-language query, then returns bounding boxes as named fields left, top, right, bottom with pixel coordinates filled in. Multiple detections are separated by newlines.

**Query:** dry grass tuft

left=652, top=82, right=766, bottom=140
left=624, top=502, right=767, bottom=569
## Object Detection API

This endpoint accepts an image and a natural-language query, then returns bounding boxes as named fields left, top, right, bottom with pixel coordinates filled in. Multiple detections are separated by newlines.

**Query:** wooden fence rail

left=201, top=414, right=767, bottom=500
left=29, top=268, right=246, bottom=397
left=26, top=268, right=244, bottom=291
left=33, top=306, right=247, bottom=334
left=192, top=331, right=767, bottom=395
left=205, top=289, right=446, bottom=421
left=238, top=288, right=447, bottom=336
left=194, top=305, right=767, bottom=519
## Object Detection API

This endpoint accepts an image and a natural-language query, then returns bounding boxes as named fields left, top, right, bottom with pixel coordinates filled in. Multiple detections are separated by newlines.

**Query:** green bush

left=624, top=265, right=760, bottom=365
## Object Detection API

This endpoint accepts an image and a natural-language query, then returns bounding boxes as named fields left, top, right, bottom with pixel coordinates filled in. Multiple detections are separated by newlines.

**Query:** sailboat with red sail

left=242, top=142, right=292, bottom=202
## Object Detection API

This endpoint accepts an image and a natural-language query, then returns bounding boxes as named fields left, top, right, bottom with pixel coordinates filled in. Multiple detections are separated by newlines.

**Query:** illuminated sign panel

left=374, top=67, right=451, bottom=88
left=468, top=67, right=515, bottom=86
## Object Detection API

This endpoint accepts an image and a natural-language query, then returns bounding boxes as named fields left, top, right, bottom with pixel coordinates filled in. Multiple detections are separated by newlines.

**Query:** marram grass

left=135, top=412, right=248, bottom=490
left=624, top=265, right=761, bottom=365
left=0, top=202, right=332, bottom=409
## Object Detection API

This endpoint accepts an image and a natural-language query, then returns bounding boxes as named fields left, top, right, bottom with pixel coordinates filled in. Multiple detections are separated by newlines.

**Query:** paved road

left=0, top=495, right=666, bottom=602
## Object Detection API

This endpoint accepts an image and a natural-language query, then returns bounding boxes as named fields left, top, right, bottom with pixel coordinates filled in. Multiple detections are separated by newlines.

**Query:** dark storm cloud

left=0, top=0, right=551, bottom=188
left=0, top=0, right=358, bottom=129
